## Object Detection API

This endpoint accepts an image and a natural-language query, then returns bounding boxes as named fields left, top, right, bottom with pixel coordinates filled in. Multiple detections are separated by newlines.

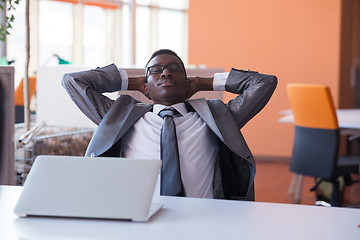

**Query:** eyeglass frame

left=145, top=62, right=186, bottom=80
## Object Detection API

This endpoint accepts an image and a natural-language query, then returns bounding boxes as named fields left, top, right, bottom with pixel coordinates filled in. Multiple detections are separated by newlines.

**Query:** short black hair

left=145, top=49, right=187, bottom=80
left=145, top=49, right=183, bottom=67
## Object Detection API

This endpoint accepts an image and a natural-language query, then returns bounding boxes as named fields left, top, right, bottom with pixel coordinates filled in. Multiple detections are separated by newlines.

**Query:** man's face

left=145, top=53, right=188, bottom=106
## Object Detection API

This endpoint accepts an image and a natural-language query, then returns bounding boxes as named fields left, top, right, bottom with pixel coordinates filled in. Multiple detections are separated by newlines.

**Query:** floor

left=254, top=161, right=360, bottom=206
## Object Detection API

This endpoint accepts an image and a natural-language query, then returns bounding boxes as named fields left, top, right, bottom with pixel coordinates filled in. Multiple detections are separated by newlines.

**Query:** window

left=135, top=0, right=188, bottom=66
left=83, top=5, right=106, bottom=66
left=135, top=5, right=151, bottom=66
left=39, top=0, right=73, bottom=66
left=6, top=0, right=26, bottom=86
left=6, top=0, right=188, bottom=78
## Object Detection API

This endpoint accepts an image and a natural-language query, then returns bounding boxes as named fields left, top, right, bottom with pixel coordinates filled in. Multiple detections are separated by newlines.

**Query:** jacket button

left=90, top=153, right=96, bottom=157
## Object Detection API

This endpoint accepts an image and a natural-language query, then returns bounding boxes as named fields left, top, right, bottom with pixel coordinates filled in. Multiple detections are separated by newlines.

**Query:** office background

left=2, top=0, right=360, bottom=204
left=189, top=0, right=359, bottom=160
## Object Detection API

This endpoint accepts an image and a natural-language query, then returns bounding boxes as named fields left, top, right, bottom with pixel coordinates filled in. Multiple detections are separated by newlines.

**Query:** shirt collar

left=153, top=102, right=188, bottom=116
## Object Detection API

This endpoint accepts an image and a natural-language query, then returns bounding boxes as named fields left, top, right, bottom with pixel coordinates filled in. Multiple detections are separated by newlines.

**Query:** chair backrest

left=14, top=76, right=36, bottom=106
left=287, top=84, right=339, bottom=179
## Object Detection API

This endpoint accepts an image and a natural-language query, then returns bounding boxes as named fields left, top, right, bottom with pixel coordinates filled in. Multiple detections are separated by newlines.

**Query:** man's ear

left=143, top=83, right=152, bottom=100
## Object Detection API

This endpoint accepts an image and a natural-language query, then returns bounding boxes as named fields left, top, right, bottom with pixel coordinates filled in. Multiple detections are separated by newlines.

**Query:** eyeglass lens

left=149, top=63, right=183, bottom=74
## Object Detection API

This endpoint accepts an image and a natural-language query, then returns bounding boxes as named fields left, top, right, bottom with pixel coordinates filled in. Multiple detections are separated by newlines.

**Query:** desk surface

left=1, top=186, right=360, bottom=240
left=279, top=109, right=360, bottom=130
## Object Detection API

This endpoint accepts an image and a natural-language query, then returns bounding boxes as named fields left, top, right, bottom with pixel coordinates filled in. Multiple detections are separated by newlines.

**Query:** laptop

left=14, top=155, right=163, bottom=222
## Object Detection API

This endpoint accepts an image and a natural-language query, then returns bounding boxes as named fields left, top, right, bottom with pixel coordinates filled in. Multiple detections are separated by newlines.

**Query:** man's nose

left=161, top=67, right=172, bottom=78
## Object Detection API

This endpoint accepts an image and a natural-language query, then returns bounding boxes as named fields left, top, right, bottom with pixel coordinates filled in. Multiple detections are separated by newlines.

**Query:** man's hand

left=186, top=76, right=214, bottom=99
left=186, top=76, right=200, bottom=99
left=128, top=76, right=151, bottom=99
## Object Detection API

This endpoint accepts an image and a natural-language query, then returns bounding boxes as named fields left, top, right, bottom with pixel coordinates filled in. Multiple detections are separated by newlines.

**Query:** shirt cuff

left=213, top=72, right=229, bottom=91
left=119, top=69, right=129, bottom=90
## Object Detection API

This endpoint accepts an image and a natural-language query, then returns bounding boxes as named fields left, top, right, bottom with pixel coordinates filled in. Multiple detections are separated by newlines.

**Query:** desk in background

left=1, top=186, right=360, bottom=240
left=279, top=108, right=360, bottom=134
left=279, top=108, right=360, bottom=155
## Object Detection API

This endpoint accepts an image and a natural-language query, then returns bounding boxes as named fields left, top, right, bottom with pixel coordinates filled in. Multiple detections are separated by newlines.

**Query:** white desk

left=278, top=109, right=360, bottom=134
left=1, top=186, right=360, bottom=240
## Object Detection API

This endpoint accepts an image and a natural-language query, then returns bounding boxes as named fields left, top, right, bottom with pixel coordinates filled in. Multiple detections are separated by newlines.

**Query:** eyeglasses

left=146, top=63, right=184, bottom=76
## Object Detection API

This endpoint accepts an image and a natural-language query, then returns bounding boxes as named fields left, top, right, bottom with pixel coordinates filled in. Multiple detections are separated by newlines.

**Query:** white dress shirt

left=120, top=71, right=229, bottom=198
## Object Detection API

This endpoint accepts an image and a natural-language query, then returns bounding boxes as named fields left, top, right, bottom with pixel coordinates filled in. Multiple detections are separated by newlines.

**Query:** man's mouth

left=158, top=80, right=176, bottom=86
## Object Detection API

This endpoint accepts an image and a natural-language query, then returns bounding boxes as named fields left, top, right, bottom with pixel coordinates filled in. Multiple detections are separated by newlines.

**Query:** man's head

left=144, top=49, right=189, bottom=106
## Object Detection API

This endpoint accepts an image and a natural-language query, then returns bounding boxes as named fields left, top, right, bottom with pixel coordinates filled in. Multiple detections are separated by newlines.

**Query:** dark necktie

left=158, top=108, right=184, bottom=196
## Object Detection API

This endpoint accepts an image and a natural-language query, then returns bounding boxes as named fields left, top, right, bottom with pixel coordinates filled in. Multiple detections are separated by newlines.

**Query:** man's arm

left=187, top=69, right=277, bottom=129
left=186, top=76, right=213, bottom=99
left=127, top=75, right=148, bottom=98
left=62, top=64, right=135, bottom=125
left=225, top=69, right=277, bottom=129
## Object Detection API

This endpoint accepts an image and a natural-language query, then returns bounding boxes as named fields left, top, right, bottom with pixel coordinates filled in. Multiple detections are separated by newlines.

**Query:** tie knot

left=159, top=108, right=179, bottom=119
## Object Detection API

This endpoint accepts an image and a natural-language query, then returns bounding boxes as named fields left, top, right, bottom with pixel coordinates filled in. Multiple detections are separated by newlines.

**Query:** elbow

left=265, top=74, right=278, bottom=89
left=262, top=74, right=278, bottom=96
left=267, top=74, right=277, bottom=85
left=61, top=73, right=75, bottom=90
left=61, top=74, right=69, bottom=87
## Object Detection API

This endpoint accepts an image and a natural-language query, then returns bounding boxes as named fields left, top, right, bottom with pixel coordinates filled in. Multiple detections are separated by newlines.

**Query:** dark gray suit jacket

left=62, top=64, right=277, bottom=201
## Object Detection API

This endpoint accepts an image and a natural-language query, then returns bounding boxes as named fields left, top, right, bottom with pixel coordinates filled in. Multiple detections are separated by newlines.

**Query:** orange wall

left=188, top=0, right=342, bottom=158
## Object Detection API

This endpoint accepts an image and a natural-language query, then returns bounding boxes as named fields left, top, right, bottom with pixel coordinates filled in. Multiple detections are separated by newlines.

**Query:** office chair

left=287, top=84, right=360, bottom=207
left=14, top=76, right=36, bottom=123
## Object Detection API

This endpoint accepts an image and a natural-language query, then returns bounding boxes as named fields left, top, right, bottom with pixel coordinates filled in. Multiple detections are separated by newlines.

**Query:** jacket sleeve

left=225, top=68, right=277, bottom=129
left=62, top=63, right=123, bottom=125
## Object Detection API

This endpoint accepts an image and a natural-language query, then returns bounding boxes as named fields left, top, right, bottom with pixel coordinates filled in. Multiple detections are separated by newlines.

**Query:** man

left=62, top=49, right=277, bottom=201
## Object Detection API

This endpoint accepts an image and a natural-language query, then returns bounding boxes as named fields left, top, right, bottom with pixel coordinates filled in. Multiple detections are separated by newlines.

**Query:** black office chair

left=287, top=84, right=360, bottom=207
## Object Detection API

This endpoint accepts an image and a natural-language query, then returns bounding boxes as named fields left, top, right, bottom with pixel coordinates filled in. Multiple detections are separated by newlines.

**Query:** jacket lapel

left=87, top=97, right=252, bottom=161
left=86, top=100, right=152, bottom=156
left=187, top=98, right=224, bottom=141
left=188, top=98, right=252, bottom=162
left=115, top=103, right=153, bottom=142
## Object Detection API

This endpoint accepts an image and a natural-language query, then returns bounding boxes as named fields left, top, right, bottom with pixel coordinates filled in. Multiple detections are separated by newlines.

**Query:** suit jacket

left=62, top=64, right=277, bottom=201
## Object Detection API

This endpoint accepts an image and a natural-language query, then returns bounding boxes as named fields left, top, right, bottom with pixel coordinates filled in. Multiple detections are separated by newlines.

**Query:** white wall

left=36, top=65, right=96, bottom=129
